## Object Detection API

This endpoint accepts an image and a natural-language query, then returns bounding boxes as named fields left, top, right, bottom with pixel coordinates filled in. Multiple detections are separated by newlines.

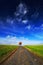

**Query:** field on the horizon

left=25, top=45, right=43, bottom=58
left=0, top=45, right=18, bottom=62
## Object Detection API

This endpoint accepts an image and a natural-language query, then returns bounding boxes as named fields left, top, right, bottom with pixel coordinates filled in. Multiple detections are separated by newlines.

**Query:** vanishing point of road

left=0, top=46, right=43, bottom=65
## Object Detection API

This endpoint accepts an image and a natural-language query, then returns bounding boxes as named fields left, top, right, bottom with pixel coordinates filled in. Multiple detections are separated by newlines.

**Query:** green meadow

left=25, top=45, right=43, bottom=58
left=0, top=45, right=18, bottom=61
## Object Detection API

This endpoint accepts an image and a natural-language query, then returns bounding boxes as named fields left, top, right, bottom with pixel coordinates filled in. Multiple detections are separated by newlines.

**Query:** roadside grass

left=25, top=45, right=43, bottom=58
left=0, top=45, right=18, bottom=61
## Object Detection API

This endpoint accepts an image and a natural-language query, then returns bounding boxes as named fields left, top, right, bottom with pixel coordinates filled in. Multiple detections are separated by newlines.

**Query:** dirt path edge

left=0, top=47, right=19, bottom=64
left=24, top=47, right=43, bottom=62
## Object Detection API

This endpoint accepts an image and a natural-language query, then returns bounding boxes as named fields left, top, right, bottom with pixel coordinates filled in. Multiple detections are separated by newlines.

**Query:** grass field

left=0, top=45, right=18, bottom=61
left=25, top=45, right=43, bottom=58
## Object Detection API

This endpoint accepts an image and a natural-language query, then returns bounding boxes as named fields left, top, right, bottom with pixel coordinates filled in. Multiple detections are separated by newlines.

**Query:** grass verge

left=0, top=45, right=18, bottom=62
left=25, top=45, right=43, bottom=58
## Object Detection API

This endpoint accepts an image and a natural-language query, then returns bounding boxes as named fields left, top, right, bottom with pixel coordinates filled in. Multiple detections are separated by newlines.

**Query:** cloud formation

left=22, top=20, right=28, bottom=24
left=26, top=25, right=31, bottom=30
left=7, top=18, right=14, bottom=24
left=0, top=35, right=43, bottom=45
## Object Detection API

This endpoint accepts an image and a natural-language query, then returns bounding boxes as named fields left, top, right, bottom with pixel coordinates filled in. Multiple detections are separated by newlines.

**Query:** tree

left=19, top=42, right=22, bottom=46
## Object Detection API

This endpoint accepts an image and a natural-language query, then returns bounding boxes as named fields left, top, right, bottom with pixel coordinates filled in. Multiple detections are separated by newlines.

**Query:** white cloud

left=22, top=20, right=28, bottom=24
left=15, top=12, right=20, bottom=16
left=10, top=20, right=14, bottom=24
left=6, top=35, right=10, bottom=38
left=26, top=25, right=31, bottom=30
left=16, top=18, right=22, bottom=22
left=0, top=35, right=43, bottom=45
left=18, top=3, right=27, bottom=15
left=24, top=9, right=27, bottom=14
left=34, top=25, right=43, bottom=30
left=15, top=3, right=28, bottom=18
left=7, top=18, right=14, bottom=24
left=41, top=24, right=43, bottom=27
left=19, top=3, right=23, bottom=8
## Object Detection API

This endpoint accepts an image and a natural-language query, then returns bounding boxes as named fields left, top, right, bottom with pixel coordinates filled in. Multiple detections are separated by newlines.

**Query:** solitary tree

left=19, top=42, right=22, bottom=46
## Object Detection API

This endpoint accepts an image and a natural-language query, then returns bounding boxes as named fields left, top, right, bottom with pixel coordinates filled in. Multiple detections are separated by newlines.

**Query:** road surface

left=0, top=46, right=43, bottom=65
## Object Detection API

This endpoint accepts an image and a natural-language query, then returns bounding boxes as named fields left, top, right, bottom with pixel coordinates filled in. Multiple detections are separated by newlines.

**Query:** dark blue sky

left=0, top=0, right=43, bottom=45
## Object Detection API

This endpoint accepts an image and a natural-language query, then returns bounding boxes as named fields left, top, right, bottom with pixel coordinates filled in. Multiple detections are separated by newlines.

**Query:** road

left=0, top=46, right=43, bottom=65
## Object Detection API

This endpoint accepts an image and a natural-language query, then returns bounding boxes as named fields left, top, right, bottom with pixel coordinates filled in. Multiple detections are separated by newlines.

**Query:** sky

left=0, top=0, right=43, bottom=45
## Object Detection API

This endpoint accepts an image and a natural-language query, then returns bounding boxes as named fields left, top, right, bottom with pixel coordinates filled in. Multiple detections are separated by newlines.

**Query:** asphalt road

left=0, top=46, right=43, bottom=65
